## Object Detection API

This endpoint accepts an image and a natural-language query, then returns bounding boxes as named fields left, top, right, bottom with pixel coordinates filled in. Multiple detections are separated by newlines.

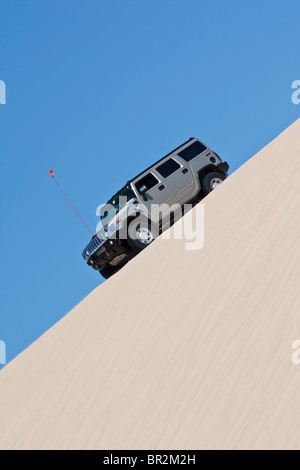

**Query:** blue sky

left=0, top=0, right=299, bottom=368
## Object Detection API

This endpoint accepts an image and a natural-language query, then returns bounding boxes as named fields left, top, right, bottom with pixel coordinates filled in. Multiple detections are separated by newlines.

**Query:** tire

left=201, top=172, right=226, bottom=196
left=127, top=217, right=159, bottom=251
left=99, top=265, right=118, bottom=280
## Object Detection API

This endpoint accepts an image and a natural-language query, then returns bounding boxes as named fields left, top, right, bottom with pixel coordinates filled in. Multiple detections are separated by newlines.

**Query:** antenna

left=49, top=170, right=107, bottom=254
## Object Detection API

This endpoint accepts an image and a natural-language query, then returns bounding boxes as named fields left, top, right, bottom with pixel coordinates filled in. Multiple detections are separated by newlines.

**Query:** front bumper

left=82, top=237, right=126, bottom=270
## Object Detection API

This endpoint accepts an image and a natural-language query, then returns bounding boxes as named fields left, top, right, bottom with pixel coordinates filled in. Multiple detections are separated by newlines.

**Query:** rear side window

left=156, top=158, right=180, bottom=178
left=135, top=173, right=159, bottom=193
left=178, top=141, right=207, bottom=162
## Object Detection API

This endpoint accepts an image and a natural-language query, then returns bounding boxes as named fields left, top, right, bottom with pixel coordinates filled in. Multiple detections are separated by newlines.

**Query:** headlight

left=85, top=250, right=89, bottom=256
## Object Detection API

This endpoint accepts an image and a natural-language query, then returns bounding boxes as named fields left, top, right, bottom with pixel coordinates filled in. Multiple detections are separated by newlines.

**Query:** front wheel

left=127, top=218, right=159, bottom=251
left=201, top=172, right=226, bottom=196
left=99, top=265, right=118, bottom=280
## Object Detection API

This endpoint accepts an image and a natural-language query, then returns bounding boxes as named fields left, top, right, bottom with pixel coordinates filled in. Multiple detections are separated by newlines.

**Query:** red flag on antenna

left=50, top=170, right=54, bottom=178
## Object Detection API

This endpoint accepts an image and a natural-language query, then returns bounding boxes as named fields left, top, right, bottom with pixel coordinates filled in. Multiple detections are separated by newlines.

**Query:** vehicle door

left=133, top=171, right=175, bottom=225
left=156, top=156, right=196, bottom=205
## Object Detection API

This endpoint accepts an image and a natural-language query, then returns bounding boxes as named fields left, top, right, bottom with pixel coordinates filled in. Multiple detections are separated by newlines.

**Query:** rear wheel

left=127, top=218, right=159, bottom=251
left=201, top=172, right=226, bottom=196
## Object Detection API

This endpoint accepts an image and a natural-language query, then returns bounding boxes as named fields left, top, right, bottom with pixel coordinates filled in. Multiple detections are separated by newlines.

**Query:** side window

left=156, top=158, right=180, bottom=178
left=178, top=141, right=207, bottom=162
left=135, top=173, right=159, bottom=194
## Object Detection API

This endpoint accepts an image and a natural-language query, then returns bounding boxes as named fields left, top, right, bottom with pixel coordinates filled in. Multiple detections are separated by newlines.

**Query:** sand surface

left=0, top=120, right=299, bottom=450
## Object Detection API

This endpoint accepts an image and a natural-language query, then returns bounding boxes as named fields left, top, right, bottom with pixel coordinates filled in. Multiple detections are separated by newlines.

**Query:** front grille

left=82, top=236, right=105, bottom=260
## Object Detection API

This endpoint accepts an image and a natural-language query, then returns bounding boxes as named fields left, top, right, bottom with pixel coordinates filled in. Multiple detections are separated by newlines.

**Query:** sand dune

left=0, top=120, right=299, bottom=450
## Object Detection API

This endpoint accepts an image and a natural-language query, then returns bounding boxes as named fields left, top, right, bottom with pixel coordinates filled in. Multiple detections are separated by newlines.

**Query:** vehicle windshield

left=100, top=184, right=135, bottom=226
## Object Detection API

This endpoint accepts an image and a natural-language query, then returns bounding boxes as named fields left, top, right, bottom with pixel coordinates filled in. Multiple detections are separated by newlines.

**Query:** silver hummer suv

left=82, top=137, right=229, bottom=279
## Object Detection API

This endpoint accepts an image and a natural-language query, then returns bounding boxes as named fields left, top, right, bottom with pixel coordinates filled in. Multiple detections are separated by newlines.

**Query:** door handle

left=182, top=168, right=189, bottom=174
left=158, top=185, right=165, bottom=191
